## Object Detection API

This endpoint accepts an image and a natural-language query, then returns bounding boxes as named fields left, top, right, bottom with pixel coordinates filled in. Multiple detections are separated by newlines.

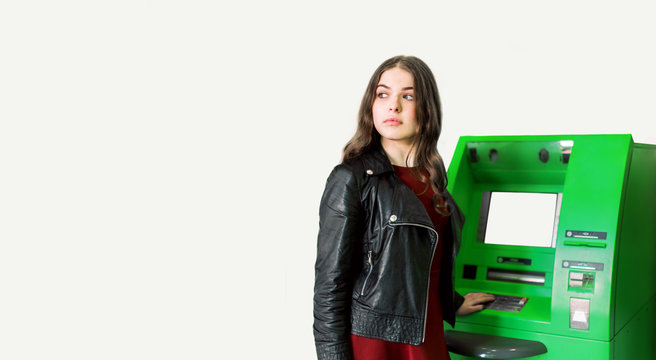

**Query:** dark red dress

left=351, top=165, right=451, bottom=360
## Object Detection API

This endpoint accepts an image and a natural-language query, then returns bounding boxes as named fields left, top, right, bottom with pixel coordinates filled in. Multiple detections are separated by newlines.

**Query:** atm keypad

left=483, top=294, right=529, bottom=313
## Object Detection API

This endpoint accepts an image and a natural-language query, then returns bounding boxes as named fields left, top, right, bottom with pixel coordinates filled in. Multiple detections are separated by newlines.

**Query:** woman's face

left=372, top=67, right=418, bottom=146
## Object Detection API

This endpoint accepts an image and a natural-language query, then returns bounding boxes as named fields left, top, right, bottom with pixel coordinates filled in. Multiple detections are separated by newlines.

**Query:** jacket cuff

left=315, top=341, right=353, bottom=360
left=454, top=291, right=465, bottom=312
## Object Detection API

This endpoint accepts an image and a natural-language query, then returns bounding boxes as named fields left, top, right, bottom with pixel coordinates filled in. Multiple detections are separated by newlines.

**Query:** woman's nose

left=389, top=99, right=401, bottom=112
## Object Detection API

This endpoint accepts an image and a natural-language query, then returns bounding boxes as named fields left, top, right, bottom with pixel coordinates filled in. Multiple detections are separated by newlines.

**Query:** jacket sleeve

left=454, top=291, right=465, bottom=312
left=451, top=193, right=466, bottom=314
left=313, top=164, right=364, bottom=360
left=441, top=190, right=466, bottom=328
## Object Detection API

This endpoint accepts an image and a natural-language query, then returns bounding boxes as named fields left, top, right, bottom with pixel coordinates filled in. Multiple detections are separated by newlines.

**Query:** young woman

left=313, top=56, right=494, bottom=360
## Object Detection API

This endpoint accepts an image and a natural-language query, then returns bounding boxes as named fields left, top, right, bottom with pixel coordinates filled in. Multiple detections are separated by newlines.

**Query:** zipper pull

left=360, top=250, right=374, bottom=296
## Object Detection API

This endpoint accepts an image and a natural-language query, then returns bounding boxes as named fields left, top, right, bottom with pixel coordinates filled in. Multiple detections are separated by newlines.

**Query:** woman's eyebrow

left=377, top=84, right=414, bottom=90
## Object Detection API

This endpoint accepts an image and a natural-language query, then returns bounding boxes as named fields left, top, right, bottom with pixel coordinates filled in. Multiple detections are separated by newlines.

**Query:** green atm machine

left=445, top=135, right=656, bottom=359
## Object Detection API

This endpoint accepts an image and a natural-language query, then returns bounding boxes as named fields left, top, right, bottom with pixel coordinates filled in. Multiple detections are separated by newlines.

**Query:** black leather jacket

left=313, top=146, right=465, bottom=360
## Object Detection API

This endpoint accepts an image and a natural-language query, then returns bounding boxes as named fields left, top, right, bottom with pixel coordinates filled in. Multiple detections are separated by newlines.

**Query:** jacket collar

left=359, top=145, right=395, bottom=176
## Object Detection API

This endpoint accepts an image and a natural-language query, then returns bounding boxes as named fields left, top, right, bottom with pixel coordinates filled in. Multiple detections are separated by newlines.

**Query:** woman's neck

left=381, top=138, right=416, bottom=167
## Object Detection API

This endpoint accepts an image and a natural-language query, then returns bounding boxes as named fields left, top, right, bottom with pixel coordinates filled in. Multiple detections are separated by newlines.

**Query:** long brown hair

left=342, top=55, right=450, bottom=214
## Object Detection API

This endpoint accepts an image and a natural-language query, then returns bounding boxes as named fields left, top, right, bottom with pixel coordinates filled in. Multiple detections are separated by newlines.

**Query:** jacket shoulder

left=326, top=156, right=369, bottom=187
left=338, top=148, right=391, bottom=178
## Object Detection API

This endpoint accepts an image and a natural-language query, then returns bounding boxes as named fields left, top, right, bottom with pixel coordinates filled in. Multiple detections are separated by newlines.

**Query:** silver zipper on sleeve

left=360, top=250, right=374, bottom=296
left=389, top=221, right=438, bottom=343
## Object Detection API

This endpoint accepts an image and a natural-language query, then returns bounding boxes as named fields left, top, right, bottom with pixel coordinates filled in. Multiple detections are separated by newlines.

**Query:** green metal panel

left=612, top=297, right=656, bottom=360
left=445, top=134, right=656, bottom=359
left=613, top=144, right=656, bottom=333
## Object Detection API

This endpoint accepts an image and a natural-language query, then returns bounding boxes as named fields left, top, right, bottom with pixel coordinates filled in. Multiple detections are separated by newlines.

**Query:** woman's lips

left=384, top=118, right=401, bottom=125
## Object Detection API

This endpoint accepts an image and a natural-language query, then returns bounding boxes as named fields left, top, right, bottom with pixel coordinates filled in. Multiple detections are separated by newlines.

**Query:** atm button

left=569, top=279, right=583, bottom=287
left=570, top=272, right=584, bottom=280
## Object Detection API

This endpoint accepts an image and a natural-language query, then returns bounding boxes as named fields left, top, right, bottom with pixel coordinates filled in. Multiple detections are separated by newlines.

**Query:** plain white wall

left=2, top=1, right=655, bottom=359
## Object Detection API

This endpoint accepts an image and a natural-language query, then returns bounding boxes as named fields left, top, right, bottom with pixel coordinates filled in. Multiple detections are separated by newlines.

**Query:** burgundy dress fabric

left=350, top=165, right=452, bottom=360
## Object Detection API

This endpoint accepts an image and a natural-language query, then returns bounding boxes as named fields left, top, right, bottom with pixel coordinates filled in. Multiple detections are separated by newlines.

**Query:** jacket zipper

left=389, top=221, right=438, bottom=343
left=360, top=250, right=374, bottom=296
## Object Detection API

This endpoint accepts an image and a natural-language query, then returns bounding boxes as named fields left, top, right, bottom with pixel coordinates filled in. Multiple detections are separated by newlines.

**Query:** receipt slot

left=445, top=135, right=656, bottom=359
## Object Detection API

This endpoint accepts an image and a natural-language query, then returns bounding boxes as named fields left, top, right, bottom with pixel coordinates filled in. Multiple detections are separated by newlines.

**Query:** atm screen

left=479, top=192, right=561, bottom=248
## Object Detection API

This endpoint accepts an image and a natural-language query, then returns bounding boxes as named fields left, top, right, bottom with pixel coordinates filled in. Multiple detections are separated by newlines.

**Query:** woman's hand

left=456, top=292, right=495, bottom=316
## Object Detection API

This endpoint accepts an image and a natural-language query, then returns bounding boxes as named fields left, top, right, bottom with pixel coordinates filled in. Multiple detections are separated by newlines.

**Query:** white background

left=1, top=1, right=655, bottom=359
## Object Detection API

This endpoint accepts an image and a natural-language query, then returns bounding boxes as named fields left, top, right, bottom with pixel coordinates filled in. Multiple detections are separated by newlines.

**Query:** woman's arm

left=313, top=164, right=363, bottom=360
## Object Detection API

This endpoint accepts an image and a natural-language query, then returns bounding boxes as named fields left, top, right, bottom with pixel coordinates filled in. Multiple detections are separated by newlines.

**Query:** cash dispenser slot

left=487, top=268, right=545, bottom=286
left=498, top=256, right=532, bottom=265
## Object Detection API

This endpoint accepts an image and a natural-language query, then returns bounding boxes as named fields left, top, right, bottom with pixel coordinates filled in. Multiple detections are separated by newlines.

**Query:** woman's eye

left=403, top=94, right=414, bottom=101
left=377, top=93, right=388, bottom=99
